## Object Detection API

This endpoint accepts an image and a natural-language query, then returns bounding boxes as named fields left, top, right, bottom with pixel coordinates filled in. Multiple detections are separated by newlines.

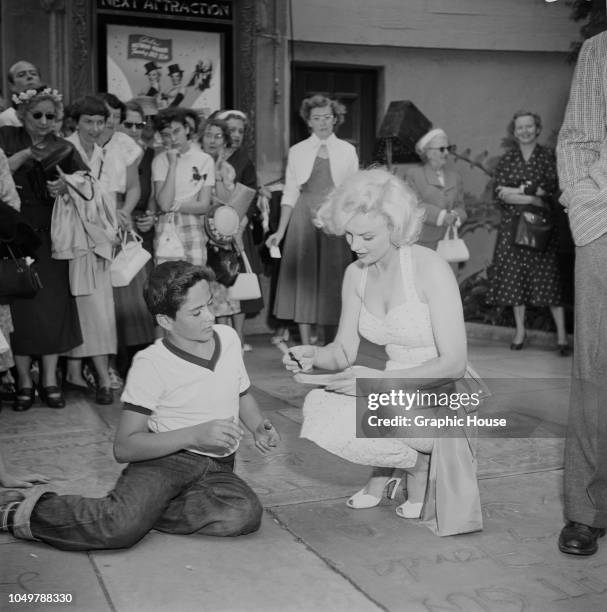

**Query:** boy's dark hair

left=144, top=261, right=215, bottom=319
left=69, top=95, right=109, bottom=121
left=153, top=107, right=191, bottom=134
left=97, top=92, right=126, bottom=122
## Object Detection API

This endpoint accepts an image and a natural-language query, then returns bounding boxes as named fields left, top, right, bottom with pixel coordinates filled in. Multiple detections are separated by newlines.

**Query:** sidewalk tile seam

left=265, top=507, right=387, bottom=612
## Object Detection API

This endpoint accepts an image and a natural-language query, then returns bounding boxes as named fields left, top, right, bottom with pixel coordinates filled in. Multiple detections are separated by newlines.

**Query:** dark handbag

left=0, top=244, right=43, bottom=301
left=30, top=134, right=88, bottom=180
left=513, top=205, right=554, bottom=251
left=206, top=242, right=241, bottom=287
left=249, top=209, right=264, bottom=245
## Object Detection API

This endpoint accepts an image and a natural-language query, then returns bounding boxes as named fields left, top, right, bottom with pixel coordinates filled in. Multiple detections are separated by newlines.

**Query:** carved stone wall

left=66, top=0, right=93, bottom=101
left=234, top=0, right=257, bottom=158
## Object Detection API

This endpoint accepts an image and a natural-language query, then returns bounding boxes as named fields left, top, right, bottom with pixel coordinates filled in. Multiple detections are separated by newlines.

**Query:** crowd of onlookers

left=0, top=59, right=266, bottom=410
left=0, top=58, right=573, bottom=415
left=1, top=29, right=606, bottom=559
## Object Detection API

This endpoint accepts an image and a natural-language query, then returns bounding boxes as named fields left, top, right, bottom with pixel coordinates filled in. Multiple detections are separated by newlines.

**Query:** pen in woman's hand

left=288, top=351, right=304, bottom=370
left=276, top=340, right=306, bottom=370
left=276, top=341, right=303, bottom=368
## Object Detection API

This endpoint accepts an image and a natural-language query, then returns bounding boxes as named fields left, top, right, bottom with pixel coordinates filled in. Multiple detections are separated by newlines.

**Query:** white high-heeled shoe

left=347, top=477, right=401, bottom=509
left=395, top=500, right=423, bottom=519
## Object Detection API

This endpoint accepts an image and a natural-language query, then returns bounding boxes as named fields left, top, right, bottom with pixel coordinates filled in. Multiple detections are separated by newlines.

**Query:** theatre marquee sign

left=96, top=0, right=232, bottom=20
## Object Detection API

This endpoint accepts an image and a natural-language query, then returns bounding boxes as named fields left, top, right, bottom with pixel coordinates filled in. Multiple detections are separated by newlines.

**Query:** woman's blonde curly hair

left=315, top=167, right=424, bottom=247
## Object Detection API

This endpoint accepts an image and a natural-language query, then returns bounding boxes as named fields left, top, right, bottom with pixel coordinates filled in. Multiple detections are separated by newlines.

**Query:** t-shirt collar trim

left=162, top=331, right=221, bottom=371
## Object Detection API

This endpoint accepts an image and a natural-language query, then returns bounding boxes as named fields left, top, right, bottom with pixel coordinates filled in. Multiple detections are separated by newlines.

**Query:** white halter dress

left=300, top=246, right=436, bottom=468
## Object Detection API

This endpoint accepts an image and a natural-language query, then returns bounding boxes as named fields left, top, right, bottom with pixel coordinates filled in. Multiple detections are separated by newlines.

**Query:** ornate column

left=65, top=0, right=94, bottom=102
left=40, top=0, right=67, bottom=95
left=235, top=0, right=257, bottom=157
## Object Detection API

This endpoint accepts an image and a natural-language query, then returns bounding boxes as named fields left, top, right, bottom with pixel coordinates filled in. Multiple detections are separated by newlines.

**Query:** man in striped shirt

left=556, top=30, right=607, bottom=556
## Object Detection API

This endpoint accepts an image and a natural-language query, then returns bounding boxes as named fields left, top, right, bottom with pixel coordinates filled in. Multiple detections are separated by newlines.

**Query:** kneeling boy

left=0, top=262, right=279, bottom=550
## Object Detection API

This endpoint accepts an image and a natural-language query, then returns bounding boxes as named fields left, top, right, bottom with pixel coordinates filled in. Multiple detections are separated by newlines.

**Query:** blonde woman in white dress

left=284, top=168, right=481, bottom=535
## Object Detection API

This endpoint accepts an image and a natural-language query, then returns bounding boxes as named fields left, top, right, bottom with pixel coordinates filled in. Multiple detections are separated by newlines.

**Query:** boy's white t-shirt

left=121, top=325, right=249, bottom=458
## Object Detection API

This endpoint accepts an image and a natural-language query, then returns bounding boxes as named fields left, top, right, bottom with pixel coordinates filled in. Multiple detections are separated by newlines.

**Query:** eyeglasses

left=427, top=145, right=456, bottom=153
left=30, top=111, right=56, bottom=121
left=124, top=122, right=145, bottom=130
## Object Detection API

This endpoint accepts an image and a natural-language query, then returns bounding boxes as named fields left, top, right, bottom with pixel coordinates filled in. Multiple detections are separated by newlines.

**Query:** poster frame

left=96, top=12, right=234, bottom=113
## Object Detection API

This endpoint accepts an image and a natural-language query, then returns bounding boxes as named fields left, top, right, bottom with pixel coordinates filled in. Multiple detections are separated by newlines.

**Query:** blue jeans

left=14, top=451, right=262, bottom=551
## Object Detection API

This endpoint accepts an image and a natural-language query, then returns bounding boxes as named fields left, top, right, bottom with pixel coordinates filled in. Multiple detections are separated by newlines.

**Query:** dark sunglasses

left=427, top=145, right=456, bottom=153
left=30, top=111, right=56, bottom=121
left=124, top=121, right=145, bottom=129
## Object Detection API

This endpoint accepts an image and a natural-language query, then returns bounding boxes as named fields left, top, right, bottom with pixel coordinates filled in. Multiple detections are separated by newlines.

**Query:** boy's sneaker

left=108, top=368, right=123, bottom=390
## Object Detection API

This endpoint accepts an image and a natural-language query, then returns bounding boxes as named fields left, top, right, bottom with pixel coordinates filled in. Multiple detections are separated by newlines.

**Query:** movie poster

left=106, top=23, right=222, bottom=117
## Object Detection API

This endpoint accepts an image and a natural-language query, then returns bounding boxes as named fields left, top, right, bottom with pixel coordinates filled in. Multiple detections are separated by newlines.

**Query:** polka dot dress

left=487, top=145, right=564, bottom=307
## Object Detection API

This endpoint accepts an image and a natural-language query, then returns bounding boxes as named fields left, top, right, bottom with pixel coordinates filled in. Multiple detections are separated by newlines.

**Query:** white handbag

left=111, top=229, right=152, bottom=287
left=228, top=250, right=262, bottom=300
left=436, top=224, right=470, bottom=263
left=155, top=212, right=185, bottom=261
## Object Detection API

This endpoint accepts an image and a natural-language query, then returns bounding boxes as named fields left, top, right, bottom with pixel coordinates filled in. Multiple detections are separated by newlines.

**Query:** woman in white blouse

left=266, top=95, right=358, bottom=345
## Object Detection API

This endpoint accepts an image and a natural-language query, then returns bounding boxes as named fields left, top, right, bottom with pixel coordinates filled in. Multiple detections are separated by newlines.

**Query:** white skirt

left=301, top=388, right=430, bottom=469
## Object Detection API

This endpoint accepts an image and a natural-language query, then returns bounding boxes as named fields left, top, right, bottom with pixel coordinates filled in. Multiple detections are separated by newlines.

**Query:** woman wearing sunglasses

left=0, top=85, right=82, bottom=409
left=405, top=128, right=467, bottom=250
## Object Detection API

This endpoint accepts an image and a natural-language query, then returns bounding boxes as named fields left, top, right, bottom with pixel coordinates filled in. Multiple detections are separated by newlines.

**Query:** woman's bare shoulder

left=342, top=260, right=366, bottom=292
left=344, top=259, right=365, bottom=280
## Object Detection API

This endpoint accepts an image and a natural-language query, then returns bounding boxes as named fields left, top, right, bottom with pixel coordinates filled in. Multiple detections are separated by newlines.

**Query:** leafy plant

left=567, top=0, right=607, bottom=61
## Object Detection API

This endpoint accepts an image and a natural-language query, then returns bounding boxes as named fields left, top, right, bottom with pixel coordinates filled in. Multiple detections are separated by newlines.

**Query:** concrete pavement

left=1, top=335, right=605, bottom=612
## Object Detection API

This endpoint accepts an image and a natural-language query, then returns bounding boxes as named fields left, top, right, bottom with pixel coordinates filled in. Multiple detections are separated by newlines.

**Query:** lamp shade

left=378, top=100, right=432, bottom=152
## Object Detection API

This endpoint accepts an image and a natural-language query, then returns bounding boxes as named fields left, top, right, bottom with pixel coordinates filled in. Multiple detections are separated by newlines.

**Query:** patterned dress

left=487, top=144, right=564, bottom=306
